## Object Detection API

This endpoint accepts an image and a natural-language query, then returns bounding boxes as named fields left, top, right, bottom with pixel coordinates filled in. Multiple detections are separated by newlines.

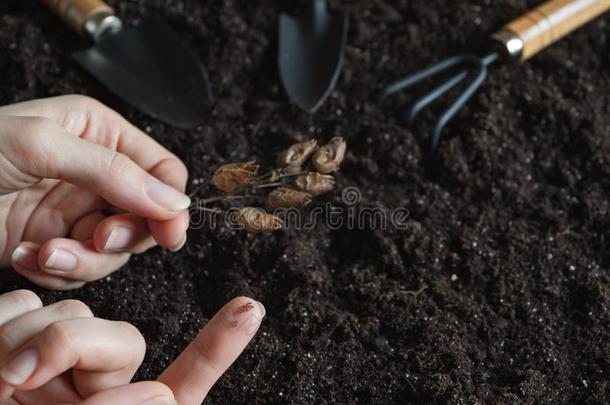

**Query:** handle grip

left=39, top=0, right=121, bottom=39
left=493, top=0, right=610, bottom=61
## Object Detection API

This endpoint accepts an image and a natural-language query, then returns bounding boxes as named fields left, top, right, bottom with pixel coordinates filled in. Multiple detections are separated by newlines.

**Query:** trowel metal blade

left=73, top=15, right=211, bottom=129
left=278, top=2, right=349, bottom=113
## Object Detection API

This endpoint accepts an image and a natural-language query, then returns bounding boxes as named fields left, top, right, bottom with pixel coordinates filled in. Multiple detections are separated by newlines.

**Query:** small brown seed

left=266, top=187, right=312, bottom=209
left=211, top=161, right=258, bottom=193
left=277, top=139, right=318, bottom=168
left=236, top=207, right=283, bottom=234
left=295, top=172, right=335, bottom=196
left=312, top=137, right=346, bottom=174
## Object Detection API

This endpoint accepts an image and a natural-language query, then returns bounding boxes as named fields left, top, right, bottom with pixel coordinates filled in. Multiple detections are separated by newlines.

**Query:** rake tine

left=406, top=68, right=470, bottom=125
left=427, top=64, right=489, bottom=154
left=426, top=51, right=500, bottom=154
left=378, top=54, right=469, bottom=105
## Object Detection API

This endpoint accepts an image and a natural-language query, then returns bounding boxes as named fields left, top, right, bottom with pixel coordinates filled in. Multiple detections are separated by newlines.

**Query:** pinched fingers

left=92, top=212, right=189, bottom=253
left=10, top=211, right=188, bottom=288
left=11, top=240, right=130, bottom=287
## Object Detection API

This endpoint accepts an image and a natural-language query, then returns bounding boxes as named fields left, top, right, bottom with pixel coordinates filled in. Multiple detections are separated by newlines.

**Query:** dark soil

left=1, top=0, right=610, bottom=403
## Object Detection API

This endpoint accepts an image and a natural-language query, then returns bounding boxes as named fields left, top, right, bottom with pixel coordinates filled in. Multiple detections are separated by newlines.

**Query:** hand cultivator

left=379, top=0, right=610, bottom=155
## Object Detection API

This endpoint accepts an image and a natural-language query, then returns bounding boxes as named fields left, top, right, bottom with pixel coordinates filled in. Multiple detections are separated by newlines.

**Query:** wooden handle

left=39, top=0, right=114, bottom=35
left=498, top=0, right=610, bottom=61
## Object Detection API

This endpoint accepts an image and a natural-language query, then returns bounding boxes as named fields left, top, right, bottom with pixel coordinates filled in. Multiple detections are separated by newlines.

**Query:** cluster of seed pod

left=208, top=137, right=346, bottom=234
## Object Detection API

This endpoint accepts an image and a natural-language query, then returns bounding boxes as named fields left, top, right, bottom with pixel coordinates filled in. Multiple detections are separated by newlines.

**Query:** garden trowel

left=278, top=0, right=349, bottom=113
left=40, top=0, right=211, bottom=128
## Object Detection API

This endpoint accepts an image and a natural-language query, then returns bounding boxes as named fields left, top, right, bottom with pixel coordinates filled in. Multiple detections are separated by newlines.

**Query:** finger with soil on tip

left=157, top=296, right=265, bottom=405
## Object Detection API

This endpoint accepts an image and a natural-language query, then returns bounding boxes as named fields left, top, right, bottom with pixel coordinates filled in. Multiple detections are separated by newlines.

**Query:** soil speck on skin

left=234, top=302, right=255, bottom=315
left=1, top=1, right=609, bottom=404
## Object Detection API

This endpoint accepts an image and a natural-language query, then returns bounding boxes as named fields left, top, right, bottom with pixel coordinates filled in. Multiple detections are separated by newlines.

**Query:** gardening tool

left=278, top=0, right=350, bottom=112
left=40, top=0, right=211, bottom=129
left=379, top=0, right=610, bottom=155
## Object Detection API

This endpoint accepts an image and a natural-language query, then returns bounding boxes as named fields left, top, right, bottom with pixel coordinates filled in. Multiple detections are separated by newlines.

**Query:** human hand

left=0, top=290, right=265, bottom=404
left=0, top=95, right=191, bottom=289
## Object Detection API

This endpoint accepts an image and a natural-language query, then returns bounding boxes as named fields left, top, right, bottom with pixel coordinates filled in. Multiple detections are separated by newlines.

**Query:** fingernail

left=10, top=244, right=39, bottom=271
left=170, top=234, right=187, bottom=252
left=241, top=315, right=262, bottom=336
left=11, top=246, right=29, bottom=264
left=139, top=395, right=177, bottom=405
left=0, top=349, right=38, bottom=386
left=44, top=249, right=77, bottom=272
left=255, top=301, right=266, bottom=318
left=146, top=177, right=191, bottom=212
left=183, top=211, right=191, bottom=231
left=104, top=226, right=133, bottom=251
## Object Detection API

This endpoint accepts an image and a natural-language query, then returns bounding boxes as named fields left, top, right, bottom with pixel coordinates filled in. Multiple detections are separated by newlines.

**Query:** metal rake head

left=378, top=51, right=499, bottom=155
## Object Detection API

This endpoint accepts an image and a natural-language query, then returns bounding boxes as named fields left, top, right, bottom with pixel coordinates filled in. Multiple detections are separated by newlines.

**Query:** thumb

left=1, top=116, right=190, bottom=221
left=81, top=381, right=176, bottom=405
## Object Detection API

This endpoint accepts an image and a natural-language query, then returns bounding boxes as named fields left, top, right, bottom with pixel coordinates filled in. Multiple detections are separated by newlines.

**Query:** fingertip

left=225, top=296, right=266, bottom=320
left=10, top=242, right=40, bottom=271
left=37, top=242, right=78, bottom=275
left=34, top=238, right=129, bottom=284
left=136, top=381, right=175, bottom=400
left=148, top=210, right=189, bottom=251
left=157, top=296, right=264, bottom=404
left=204, top=296, right=265, bottom=340
left=93, top=215, right=153, bottom=253
left=169, top=234, right=187, bottom=253
left=11, top=256, right=86, bottom=290
left=149, top=156, right=189, bottom=193
left=145, top=176, right=191, bottom=213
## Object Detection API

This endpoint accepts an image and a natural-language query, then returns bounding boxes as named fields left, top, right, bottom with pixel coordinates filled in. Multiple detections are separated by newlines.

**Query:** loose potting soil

left=0, top=1, right=609, bottom=403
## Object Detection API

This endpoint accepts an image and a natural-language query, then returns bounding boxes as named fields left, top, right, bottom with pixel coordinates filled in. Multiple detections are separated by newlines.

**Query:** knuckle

left=118, top=321, right=146, bottom=363
left=56, top=299, right=93, bottom=319
left=38, top=321, right=80, bottom=366
left=43, top=321, right=74, bottom=348
left=192, top=332, right=222, bottom=375
left=191, top=324, right=238, bottom=378
left=0, top=325, right=18, bottom=354
left=23, top=116, right=55, bottom=135
left=12, top=117, right=58, bottom=176
left=4, top=290, right=42, bottom=313
left=175, top=159, right=189, bottom=184
left=19, top=117, right=53, bottom=149
left=103, top=151, right=134, bottom=179
left=64, top=94, right=103, bottom=110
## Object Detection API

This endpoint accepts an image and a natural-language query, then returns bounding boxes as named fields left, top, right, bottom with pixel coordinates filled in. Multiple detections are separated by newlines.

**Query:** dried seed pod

left=236, top=207, right=283, bottom=234
left=266, top=187, right=312, bottom=209
left=211, top=161, right=258, bottom=193
left=295, top=172, right=335, bottom=196
left=312, top=137, right=346, bottom=174
left=277, top=139, right=318, bottom=168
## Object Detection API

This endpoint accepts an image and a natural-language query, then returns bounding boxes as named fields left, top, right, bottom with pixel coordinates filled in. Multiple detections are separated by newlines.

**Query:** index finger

left=0, top=95, right=188, bottom=192
left=157, top=297, right=265, bottom=405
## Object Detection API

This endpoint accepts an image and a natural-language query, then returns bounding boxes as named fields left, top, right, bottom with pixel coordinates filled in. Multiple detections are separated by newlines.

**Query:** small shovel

left=278, top=0, right=349, bottom=113
left=40, top=0, right=211, bottom=129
